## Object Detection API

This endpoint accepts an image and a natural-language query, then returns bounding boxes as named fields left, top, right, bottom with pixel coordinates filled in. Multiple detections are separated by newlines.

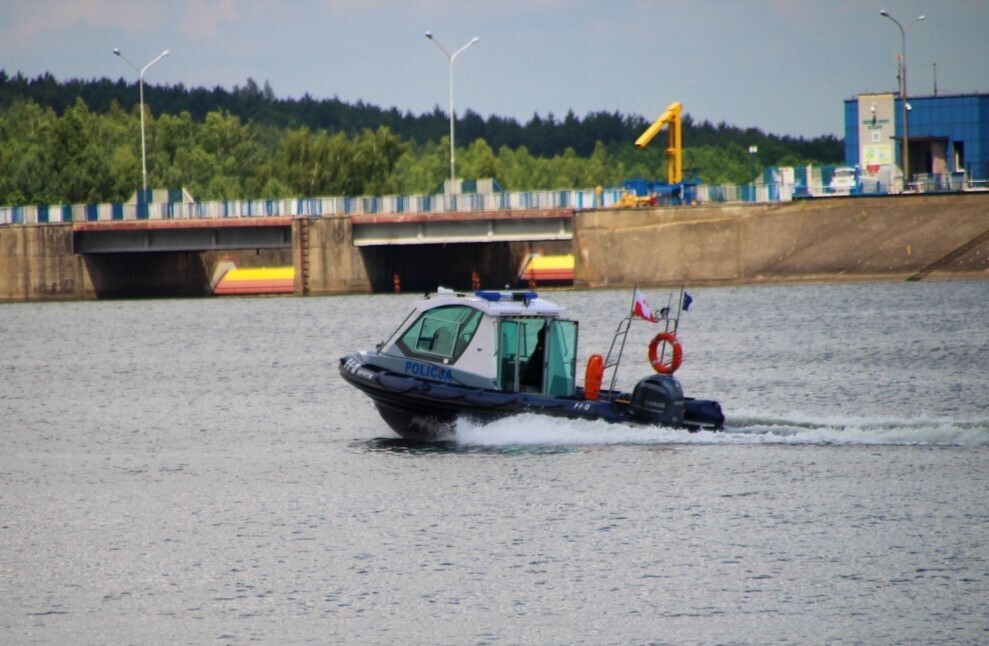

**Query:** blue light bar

left=475, top=290, right=538, bottom=302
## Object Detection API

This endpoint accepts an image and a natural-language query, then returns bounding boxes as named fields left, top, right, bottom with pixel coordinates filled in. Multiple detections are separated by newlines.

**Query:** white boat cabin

left=367, top=288, right=578, bottom=395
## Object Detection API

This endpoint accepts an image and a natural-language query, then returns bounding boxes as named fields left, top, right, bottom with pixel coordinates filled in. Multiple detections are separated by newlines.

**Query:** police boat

left=339, top=287, right=724, bottom=440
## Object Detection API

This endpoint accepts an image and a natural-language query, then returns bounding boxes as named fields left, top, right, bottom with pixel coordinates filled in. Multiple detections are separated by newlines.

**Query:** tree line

left=0, top=70, right=844, bottom=206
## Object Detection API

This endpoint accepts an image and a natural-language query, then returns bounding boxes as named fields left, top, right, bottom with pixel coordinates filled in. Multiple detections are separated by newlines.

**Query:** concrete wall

left=0, top=224, right=87, bottom=301
left=295, top=216, right=372, bottom=295
left=3, top=193, right=988, bottom=302
left=574, top=193, right=989, bottom=287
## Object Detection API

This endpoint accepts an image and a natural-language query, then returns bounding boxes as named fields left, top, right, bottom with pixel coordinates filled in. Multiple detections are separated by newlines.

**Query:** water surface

left=2, top=281, right=987, bottom=644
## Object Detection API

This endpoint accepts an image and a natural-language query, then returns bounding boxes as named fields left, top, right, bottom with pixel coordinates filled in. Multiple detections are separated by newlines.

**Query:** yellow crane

left=634, top=101, right=682, bottom=185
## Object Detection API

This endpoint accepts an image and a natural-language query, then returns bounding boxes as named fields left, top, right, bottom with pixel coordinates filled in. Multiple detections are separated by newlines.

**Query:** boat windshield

left=395, top=305, right=483, bottom=364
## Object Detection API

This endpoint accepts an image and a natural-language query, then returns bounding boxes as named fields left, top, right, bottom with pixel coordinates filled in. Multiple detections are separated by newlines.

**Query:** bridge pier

left=0, top=224, right=85, bottom=301
left=294, top=215, right=370, bottom=294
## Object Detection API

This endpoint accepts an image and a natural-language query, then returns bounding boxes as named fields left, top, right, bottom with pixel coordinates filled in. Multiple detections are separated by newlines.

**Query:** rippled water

left=2, top=281, right=987, bottom=644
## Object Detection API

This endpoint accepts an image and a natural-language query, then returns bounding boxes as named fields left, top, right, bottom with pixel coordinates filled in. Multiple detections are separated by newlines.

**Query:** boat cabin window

left=396, top=305, right=483, bottom=363
left=499, top=318, right=577, bottom=396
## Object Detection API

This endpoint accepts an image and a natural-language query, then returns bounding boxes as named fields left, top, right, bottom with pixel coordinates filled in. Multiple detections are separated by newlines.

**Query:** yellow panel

left=529, top=254, right=574, bottom=271
left=224, top=266, right=294, bottom=282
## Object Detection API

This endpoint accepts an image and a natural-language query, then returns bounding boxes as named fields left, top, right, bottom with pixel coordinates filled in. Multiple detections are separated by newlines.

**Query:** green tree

left=174, top=110, right=265, bottom=199
left=586, top=141, right=620, bottom=188
left=155, top=110, right=197, bottom=193
left=0, top=76, right=847, bottom=206
left=461, top=138, right=500, bottom=185
left=390, top=140, right=446, bottom=194
left=352, top=126, right=408, bottom=195
left=550, top=147, right=585, bottom=188
left=685, top=143, right=755, bottom=184
left=0, top=100, right=58, bottom=204
left=280, top=126, right=322, bottom=195
left=49, top=97, right=118, bottom=203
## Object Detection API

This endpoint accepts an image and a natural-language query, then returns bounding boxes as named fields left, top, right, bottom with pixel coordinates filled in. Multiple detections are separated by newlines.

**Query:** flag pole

left=673, top=284, right=684, bottom=335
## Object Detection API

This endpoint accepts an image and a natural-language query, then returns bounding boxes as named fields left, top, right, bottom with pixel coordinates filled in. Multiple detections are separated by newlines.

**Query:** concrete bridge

left=72, top=217, right=295, bottom=253
left=2, top=208, right=573, bottom=299
left=2, top=193, right=987, bottom=301
left=71, top=208, right=572, bottom=253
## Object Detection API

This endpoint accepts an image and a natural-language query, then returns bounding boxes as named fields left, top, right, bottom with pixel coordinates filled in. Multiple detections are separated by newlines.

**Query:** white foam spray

left=452, top=411, right=989, bottom=448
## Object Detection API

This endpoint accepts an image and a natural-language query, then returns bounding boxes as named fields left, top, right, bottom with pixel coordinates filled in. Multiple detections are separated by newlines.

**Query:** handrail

left=2, top=172, right=986, bottom=225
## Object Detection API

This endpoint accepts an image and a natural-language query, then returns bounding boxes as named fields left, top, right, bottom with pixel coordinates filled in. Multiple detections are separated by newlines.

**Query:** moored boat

left=339, top=287, right=724, bottom=440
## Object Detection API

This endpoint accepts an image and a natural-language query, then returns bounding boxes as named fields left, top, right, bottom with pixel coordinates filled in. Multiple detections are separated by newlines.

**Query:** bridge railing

left=0, top=188, right=620, bottom=224
left=3, top=174, right=986, bottom=225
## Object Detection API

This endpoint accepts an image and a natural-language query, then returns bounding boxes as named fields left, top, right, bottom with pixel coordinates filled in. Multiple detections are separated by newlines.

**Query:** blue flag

left=682, top=292, right=693, bottom=311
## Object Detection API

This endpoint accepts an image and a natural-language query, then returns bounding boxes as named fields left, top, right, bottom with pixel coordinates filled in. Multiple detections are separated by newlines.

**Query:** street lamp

left=748, top=145, right=758, bottom=201
left=113, top=47, right=170, bottom=199
left=879, top=9, right=924, bottom=189
left=425, top=31, right=479, bottom=191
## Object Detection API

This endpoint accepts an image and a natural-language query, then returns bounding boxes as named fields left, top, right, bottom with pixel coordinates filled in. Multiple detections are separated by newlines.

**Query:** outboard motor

left=629, top=374, right=685, bottom=427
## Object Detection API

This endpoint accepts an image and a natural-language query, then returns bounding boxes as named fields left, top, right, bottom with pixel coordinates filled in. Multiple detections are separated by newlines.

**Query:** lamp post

left=113, top=47, right=170, bottom=198
left=879, top=9, right=924, bottom=190
left=425, top=32, right=479, bottom=191
left=748, top=145, right=758, bottom=200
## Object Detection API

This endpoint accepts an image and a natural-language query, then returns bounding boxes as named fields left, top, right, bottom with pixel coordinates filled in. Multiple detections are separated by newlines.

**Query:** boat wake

left=450, top=411, right=989, bottom=448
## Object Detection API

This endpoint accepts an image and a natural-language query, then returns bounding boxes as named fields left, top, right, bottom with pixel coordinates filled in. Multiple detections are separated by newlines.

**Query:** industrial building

left=844, top=92, right=989, bottom=191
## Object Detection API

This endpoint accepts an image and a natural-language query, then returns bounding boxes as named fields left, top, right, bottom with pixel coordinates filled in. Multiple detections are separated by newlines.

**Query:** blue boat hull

left=340, top=355, right=724, bottom=440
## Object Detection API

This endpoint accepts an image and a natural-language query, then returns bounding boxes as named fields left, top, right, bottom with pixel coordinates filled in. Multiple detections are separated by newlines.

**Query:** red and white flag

left=632, top=288, right=659, bottom=322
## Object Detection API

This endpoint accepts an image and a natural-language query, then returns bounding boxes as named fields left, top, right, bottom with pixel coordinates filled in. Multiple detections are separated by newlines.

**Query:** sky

left=1, top=0, right=986, bottom=139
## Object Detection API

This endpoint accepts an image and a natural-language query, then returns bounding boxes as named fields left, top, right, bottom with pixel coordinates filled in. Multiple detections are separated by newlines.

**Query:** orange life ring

left=648, top=332, right=683, bottom=375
